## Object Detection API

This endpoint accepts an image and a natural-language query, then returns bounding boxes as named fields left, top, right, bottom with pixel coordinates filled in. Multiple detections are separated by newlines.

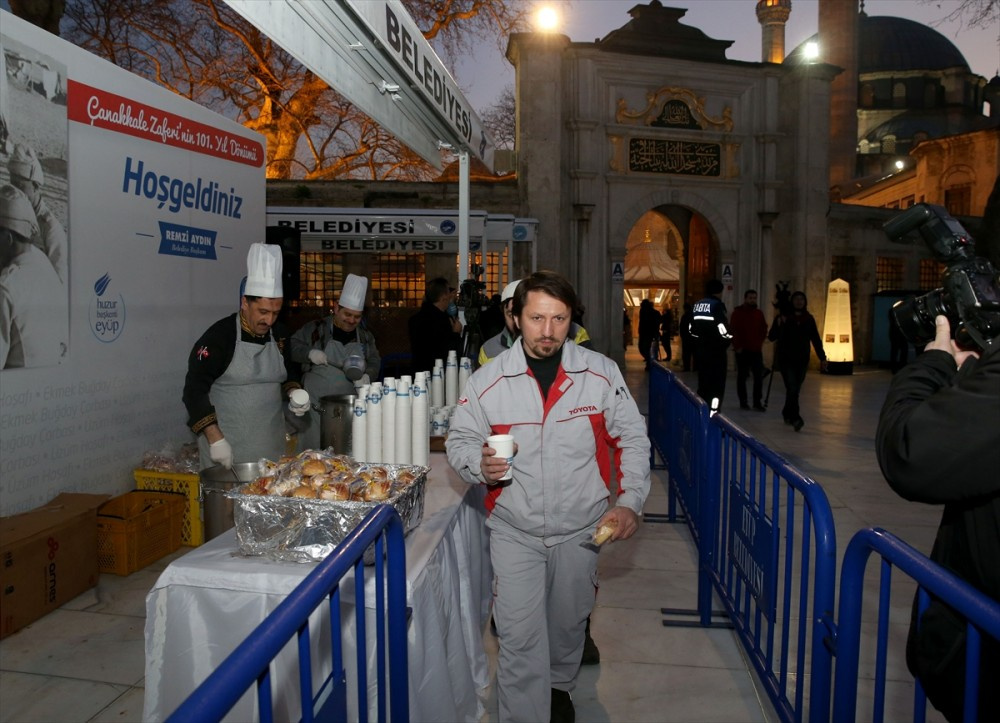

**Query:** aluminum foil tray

left=226, top=463, right=428, bottom=564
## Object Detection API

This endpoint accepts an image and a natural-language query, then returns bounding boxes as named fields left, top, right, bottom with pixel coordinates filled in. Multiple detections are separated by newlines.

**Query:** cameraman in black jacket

left=876, top=315, right=1000, bottom=722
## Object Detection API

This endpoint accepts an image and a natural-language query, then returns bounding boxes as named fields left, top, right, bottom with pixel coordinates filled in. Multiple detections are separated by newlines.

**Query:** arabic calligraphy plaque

left=627, top=138, right=721, bottom=176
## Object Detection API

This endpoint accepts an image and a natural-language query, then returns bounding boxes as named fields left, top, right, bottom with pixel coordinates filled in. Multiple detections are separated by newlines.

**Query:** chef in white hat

left=8, top=143, right=66, bottom=284
left=183, top=243, right=311, bottom=469
left=291, top=273, right=380, bottom=450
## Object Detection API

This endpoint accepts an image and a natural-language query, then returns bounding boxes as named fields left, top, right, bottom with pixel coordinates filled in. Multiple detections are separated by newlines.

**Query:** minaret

left=820, top=0, right=860, bottom=188
left=755, top=0, right=792, bottom=64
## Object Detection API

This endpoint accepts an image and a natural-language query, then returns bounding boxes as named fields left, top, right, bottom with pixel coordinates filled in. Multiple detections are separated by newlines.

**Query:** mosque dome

left=862, top=108, right=996, bottom=146
left=787, top=15, right=970, bottom=72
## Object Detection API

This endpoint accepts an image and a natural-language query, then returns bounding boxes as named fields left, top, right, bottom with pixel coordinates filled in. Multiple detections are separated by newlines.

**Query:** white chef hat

left=244, top=243, right=283, bottom=298
left=339, top=273, right=368, bottom=311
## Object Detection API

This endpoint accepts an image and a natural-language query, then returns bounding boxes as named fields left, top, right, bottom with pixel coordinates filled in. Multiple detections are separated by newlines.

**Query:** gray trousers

left=489, top=517, right=599, bottom=722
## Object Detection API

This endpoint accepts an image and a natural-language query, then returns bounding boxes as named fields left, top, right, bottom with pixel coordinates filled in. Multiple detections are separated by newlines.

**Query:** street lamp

left=535, top=5, right=560, bottom=32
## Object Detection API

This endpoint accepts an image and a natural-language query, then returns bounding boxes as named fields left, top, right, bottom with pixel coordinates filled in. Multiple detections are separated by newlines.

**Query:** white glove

left=209, top=438, right=233, bottom=468
left=358, top=373, right=371, bottom=387
left=288, top=389, right=311, bottom=417
left=308, top=349, right=328, bottom=366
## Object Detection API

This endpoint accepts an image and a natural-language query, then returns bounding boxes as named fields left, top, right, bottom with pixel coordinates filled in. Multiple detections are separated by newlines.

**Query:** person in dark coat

left=888, top=304, right=909, bottom=373
left=637, top=298, right=661, bottom=370
left=767, top=290, right=826, bottom=431
left=659, top=304, right=674, bottom=361
left=479, top=293, right=505, bottom=342
left=876, top=314, right=999, bottom=722
left=408, top=277, right=462, bottom=375
left=688, top=280, right=731, bottom=404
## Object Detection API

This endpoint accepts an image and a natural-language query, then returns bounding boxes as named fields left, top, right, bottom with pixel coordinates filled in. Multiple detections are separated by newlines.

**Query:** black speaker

left=265, top=225, right=301, bottom=300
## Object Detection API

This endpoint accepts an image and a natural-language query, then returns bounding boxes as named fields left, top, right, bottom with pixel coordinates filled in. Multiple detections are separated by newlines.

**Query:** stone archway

left=614, top=188, right=729, bottom=304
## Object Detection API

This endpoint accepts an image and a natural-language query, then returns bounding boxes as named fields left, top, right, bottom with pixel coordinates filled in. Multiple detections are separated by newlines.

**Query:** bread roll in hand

left=592, top=518, right=619, bottom=546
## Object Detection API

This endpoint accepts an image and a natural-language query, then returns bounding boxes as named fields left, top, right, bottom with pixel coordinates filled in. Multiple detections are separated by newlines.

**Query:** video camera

left=883, top=203, right=1000, bottom=351
left=457, top=263, right=490, bottom=360
left=773, top=280, right=792, bottom=316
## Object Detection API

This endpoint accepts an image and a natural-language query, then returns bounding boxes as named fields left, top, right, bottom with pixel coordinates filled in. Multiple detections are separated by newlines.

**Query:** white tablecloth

left=142, top=456, right=492, bottom=722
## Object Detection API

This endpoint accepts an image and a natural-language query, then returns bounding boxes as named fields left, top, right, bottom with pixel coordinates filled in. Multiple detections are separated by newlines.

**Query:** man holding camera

left=876, top=315, right=999, bottom=722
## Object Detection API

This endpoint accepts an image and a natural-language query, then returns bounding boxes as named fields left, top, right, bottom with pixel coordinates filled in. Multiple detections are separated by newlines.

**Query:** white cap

left=339, top=273, right=368, bottom=311
left=501, top=279, right=522, bottom=303
left=244, top=243, right=283, bottom=298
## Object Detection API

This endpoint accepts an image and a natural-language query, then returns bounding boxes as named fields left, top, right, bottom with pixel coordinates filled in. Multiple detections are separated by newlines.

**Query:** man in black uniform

left=688, top=279, right=731, bottom=407
left=876, top=314, right=999, bottom=722
left=183, top=244, right=308, bottom=469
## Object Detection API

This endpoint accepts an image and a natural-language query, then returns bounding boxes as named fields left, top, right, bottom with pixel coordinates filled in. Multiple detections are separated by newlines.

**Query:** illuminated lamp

left=823, top=278, right=854, bottom=374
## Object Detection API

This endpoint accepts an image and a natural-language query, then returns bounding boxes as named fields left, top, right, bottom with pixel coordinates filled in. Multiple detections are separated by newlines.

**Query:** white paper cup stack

left=395, top=378, right=412, bottom=464
left=366, top=382, right=383, bottom=463
left=381, top=377, right=396, bottom=463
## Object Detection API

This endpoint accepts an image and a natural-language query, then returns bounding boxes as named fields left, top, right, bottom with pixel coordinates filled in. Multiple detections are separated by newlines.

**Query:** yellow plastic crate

left=96, top=491, right=185, bottom=576
left=133, top=469, right=203, bottom=546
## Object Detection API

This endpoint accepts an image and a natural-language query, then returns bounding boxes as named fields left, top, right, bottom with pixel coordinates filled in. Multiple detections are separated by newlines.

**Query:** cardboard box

left=0, top=493, right=108, bottom=639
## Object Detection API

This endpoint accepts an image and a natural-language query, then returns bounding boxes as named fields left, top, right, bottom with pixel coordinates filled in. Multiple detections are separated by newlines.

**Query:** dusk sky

left=455, top=0, right=1000, bottom=112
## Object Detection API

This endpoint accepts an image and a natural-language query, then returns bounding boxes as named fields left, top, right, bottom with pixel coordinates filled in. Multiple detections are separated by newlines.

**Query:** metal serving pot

left=199, top=462, right=259, bottom=541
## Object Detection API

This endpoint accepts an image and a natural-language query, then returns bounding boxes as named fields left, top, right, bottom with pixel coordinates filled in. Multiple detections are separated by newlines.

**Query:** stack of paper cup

left=395, top=378, right=412, bottom=464
left=351, top=392, right=368, bottom=462
left=431, top=361, right=444, bottom=408
left=366, top=382, right=383, bottom=463
left=445, top=351, right=458, bottom=406
left=381, top=377, right=396, bottom=463
left=411, top=372, right=429, bottom=466
left=431, top=409, right=446, bottom=437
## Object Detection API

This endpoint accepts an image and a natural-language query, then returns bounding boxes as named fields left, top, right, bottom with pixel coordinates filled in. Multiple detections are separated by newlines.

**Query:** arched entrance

left=623, top=206, right=717, bottom=359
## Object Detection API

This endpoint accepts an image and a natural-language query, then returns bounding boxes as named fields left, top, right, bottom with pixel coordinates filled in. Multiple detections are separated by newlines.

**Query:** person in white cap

left=0, top=184, right=67, bottom=368
left=290, top=273, right=380, bottom=450
left=8, top=143, right=66, bottom=284
left=183, top=243, right=310, bottom=469
left=479, top=279, right=593, bottom=367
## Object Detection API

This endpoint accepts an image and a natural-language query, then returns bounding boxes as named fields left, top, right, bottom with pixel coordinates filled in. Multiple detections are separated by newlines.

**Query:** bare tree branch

left=61, top=0, right=531, bottom=179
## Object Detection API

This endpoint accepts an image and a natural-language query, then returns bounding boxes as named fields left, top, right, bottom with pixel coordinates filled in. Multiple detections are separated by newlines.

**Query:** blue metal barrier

left=832, top=528, right=1000, bottom=723
left=710, top=413, right=837, bottom=723
left=650, top=367, right=837, bottom=723
left=650, top=363, right=709, bottom=530
left=166, top=505, right=409, bottom=723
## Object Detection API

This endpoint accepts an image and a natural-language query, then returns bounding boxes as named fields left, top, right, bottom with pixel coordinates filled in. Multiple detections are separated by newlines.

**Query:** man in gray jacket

left=447, top=271, right=650, bottom=722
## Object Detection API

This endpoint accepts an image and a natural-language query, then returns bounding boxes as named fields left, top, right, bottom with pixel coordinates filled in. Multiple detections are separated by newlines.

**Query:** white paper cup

left=487, top=434, right=515, bottom=481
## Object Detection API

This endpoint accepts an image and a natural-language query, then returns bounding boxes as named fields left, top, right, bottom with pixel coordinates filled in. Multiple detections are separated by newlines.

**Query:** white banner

left=267, top=206, right=487, bottom=254
left=0, top=11, right=265, bottom=515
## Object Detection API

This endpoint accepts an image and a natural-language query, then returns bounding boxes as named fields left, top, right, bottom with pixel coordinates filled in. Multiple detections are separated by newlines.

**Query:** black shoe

left=551, top=689, right=575, bottom=723
left=739, top=403, right=751, bottom=410
left=581, top=618, right=600, bottom=665
left=753, top=404, right=766, bottom=412
left=792, top=418, right=804, bottom=432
